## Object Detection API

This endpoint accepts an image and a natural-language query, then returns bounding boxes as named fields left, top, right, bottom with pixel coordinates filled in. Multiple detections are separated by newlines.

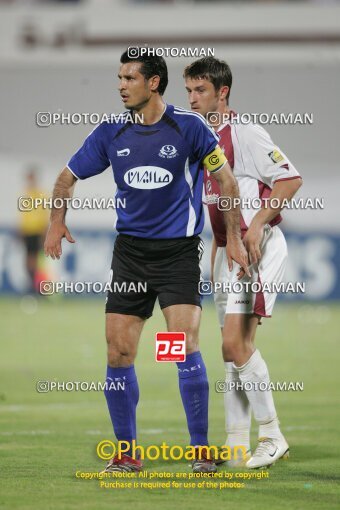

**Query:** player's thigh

left=157, top=237, right=203, bottom=312
left=106, top=235, right=158, bottom=319
left=105, top=312, right=145, bottom=358
left=162, top=304, right=201, bottom=353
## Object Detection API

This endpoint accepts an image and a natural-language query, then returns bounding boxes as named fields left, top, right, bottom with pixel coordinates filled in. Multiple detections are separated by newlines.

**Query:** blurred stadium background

left=0, top=0, right=339, bottom=301
left=1, top=2, right=340, bottom=508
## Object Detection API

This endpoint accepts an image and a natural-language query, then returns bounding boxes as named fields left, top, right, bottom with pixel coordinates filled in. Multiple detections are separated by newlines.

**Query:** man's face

left=118, top=62, right=152, bottom=110
left=185, top=77, right=219, bottom=117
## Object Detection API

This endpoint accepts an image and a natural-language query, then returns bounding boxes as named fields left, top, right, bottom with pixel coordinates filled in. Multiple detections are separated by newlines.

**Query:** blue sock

left=176, top=351, right=209, bottom=446
left=104, top=365, right=139, bottom=456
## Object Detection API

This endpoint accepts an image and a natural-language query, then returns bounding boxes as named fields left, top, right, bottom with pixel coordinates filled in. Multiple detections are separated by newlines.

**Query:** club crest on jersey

left=117, top=148, right=130, bottom=157
left=159, top=145, right=178, bottom=159
left=124, top=166, right=173, bottom=189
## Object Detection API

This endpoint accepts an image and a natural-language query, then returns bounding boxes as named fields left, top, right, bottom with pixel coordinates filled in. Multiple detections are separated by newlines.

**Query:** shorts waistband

left=118, top=234, right=199, bottom=243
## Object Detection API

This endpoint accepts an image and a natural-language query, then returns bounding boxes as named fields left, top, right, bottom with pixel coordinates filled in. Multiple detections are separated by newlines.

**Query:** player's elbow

left=294, top=177, right=303, bottom=190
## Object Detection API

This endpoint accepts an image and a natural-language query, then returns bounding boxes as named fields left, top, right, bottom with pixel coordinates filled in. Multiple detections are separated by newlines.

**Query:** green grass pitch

left=0, top=298, right=339, bottom=509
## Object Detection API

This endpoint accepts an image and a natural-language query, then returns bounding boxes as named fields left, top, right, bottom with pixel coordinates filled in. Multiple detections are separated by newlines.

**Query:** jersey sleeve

left=244, top=123, right=300, bottom=187
left=67, top=123, right=110, bottom=180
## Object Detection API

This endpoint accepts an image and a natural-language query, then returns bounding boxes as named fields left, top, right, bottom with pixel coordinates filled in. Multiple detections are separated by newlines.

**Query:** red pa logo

left=155, top=332, right=186, bottom=362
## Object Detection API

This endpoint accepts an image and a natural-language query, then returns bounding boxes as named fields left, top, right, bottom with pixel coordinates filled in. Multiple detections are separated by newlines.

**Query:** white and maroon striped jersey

left=204, top=114, right=301, bottom=247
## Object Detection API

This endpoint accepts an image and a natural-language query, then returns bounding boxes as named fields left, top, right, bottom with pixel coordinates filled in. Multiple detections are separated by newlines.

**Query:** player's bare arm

left=210, top=162, right=250, bottom=276
left=243, top=177, right=302, bottom=265
left=44, top=167, right=77, bottom=260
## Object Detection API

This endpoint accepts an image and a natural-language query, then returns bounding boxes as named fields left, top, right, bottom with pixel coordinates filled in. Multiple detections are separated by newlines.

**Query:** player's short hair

left=120, top=48, right=168, bottom=96
left=184, top=57, right=232, bottom=103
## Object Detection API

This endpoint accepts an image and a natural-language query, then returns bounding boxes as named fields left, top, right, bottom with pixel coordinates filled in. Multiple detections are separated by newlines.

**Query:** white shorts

left=213, top=226, right=288, bottom=327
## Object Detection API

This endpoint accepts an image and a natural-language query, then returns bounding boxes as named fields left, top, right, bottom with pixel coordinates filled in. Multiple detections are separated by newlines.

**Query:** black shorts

left=105, top=234, right=204, bottom=319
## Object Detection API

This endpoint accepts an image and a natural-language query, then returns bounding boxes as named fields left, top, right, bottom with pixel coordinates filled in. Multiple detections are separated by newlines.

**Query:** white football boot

left=246, top=436, right=289, bottom=469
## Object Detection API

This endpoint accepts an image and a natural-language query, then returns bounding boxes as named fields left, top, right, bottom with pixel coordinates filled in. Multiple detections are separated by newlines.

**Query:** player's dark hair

left=184, top=57, right=232, bottom=103
left=120, top=48, right=168, bottom=95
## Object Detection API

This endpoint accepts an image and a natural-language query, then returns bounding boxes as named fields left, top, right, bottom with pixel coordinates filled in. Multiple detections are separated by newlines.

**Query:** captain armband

left=203, top=145, right=228, bottom=174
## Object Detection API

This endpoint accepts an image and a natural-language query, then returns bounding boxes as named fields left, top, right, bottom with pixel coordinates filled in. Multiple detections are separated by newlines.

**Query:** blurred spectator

left=19, top=168, right=49, bottom=293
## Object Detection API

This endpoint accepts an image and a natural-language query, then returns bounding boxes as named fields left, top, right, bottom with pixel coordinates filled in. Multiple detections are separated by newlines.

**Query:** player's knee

left=222, top=341, right=234, bottom=361
left=184, top=327, right=199, bottom=354
left=106, top=334, right=136, bottom=367
left=222, top=334, right=253, bottom=363
left=222, top=335, right=242, bottom=361
left=107, top=347, right=135, bottom=367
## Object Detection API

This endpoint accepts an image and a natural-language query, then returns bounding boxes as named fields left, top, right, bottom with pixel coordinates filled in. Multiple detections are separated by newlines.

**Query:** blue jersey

left=67, top=104, right=220, bottom=239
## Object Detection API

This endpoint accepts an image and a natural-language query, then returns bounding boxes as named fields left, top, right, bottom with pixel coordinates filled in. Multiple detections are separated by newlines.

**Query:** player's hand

left=242, top=222, right=264, bottom=266
left=226, top=236, right=251, bottom=277
left=44, top=221, right=75, bottom=260
left=237, top=223, right=268, bottom=280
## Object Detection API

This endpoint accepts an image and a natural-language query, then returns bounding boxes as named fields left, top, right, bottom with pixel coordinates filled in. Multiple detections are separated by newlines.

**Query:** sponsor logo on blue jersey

left=124, top=166, right=173, bottom=189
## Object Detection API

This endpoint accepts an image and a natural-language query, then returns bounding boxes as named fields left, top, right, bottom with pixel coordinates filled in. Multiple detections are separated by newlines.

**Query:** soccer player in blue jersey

left=44, top=49, right=249, bottom=473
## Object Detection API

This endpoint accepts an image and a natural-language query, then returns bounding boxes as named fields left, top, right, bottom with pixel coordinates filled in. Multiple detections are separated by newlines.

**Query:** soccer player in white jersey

left=44, top=50, right=249, bottom=474
left=184, top=57, right=302, bottom=469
